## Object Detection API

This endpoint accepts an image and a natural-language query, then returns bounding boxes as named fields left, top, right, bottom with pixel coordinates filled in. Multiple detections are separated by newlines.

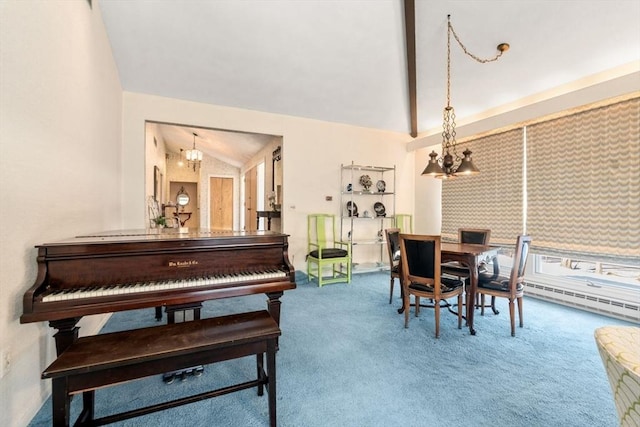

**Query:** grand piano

left=21, top=229, right=297, bottom=355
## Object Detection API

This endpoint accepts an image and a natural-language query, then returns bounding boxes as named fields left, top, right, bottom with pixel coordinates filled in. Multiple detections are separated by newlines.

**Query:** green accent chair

left=307, top=214, right=351, bottom=287
left=394, top=214, right=413, bottom=233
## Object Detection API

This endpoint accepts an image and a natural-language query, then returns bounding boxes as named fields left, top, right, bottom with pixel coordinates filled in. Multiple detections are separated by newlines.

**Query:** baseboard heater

left=524, top=282, right=640, bottom=324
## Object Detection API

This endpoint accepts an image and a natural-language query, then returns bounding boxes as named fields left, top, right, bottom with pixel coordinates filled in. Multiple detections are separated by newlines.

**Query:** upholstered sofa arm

left=594, top=326, right=640, bottom=425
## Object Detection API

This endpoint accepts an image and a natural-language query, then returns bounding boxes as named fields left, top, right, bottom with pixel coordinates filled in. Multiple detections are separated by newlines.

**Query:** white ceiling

left=99, top=0, right=640, bottom=162
left=153, top=123, right=277, bottom=169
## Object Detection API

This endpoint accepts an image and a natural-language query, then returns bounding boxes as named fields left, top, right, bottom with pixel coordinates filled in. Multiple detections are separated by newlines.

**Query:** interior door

left=244, top=166, right=257, bottom=231
left=209, top=177, right=233, bottom=230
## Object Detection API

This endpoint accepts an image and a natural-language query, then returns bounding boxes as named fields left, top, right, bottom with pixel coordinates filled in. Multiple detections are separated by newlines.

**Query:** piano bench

left=42, top=310, right=281, bottom=427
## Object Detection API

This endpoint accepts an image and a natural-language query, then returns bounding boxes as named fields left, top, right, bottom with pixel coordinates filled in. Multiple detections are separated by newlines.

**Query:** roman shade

left=442, top=129, right=524, bottom=246
left=526, top=97, right=640, bottom=266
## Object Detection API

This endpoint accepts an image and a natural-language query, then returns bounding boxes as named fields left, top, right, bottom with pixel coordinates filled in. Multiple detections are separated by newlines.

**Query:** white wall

left=121, top=93, right=416, bottom=271
left=0, top=2, right=123, bottom=426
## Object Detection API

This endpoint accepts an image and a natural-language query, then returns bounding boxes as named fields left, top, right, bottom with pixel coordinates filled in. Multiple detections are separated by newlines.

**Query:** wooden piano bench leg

left=50, top=382, right=95, bottom=427
left=267, top=338, right=277, bottom=427
left=50, top=377, right=71, bottom=427
left=77, top=391, right=95, bottom=425
left=43, top=311, right=281, bottom=426
left=257, top=352, right=265, bottom=396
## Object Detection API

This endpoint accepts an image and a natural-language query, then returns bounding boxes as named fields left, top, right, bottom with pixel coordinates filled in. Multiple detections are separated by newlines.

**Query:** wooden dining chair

left=399, top=234, right=464, bottom=338
left=384, top=228, right=401, bottom=304
left=441, top=228, right=499, bottom=311
left=476, top=234, right=532, bottom=336
left=441, top=229, right=492, bottom=276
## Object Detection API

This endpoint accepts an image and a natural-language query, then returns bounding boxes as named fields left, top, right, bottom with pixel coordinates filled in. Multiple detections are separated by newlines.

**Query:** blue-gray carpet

left=28, top=272, right=633, bottom=427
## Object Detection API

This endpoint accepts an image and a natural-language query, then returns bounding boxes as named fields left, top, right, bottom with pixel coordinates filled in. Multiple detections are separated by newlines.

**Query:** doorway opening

left=144, top=121, right=282, bottom=231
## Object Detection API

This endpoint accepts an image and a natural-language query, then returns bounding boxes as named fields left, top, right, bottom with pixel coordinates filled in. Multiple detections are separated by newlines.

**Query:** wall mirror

left=176, top=186, right=190, bottom=209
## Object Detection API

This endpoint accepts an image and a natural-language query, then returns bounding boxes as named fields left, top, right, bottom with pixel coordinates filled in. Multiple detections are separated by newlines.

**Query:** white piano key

left=42, top=269, right=287, bottom=302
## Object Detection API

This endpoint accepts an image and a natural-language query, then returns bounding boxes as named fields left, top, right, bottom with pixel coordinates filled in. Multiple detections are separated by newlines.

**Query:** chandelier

left=422, top=15, right=509, bottom=179
left=185, top=132, right=203, bottom=171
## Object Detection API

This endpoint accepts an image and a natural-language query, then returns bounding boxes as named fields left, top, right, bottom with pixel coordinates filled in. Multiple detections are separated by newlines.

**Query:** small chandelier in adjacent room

left=185, top=132, right=203, bottom=171
left=422, top=15, right=509, bottom=179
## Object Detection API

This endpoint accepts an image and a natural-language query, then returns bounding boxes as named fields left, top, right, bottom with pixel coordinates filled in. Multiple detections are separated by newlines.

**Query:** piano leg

left=266, top=292, right=283, bottom=325
left=267, top=291, right=283, bottom=351
left=49, top=318, right=81, bottom=356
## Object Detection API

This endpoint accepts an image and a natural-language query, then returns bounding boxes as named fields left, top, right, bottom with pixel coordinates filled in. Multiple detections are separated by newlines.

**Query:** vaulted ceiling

left=99, top=0, right=640, bottom=161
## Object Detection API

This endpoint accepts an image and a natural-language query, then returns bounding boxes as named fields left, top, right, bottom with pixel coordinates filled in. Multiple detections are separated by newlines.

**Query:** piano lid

left=40, top=228, right=287, bottom=246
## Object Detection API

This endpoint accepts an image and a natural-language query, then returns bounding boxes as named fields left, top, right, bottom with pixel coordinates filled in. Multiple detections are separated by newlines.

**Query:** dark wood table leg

left=467, top=257, right=478, bottom=335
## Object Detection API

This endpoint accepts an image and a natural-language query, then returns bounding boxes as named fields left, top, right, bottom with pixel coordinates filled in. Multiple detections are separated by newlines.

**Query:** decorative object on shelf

left=268, top=192, right=279, bottom=211
left=346, top=201, right=359, bottom=217
left=377, top=229, right=384, bottom=241
left=374, top=202, right=386, bottom=217
left=346, top=183, right=352, bottom=192
left=376, top=180, right=386, bottom=192
left=359, top=174, right=372, bottom=192
left=422, top=15, right=508, bottom=179
left=363, top=210, right=371, bottom=218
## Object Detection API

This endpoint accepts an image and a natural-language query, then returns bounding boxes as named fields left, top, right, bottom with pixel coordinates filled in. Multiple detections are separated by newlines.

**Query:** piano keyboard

left=43, top=269, right=288, bottom=302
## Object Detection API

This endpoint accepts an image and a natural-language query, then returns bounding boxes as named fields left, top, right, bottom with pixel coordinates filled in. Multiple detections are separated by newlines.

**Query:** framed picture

left=154, top=166, right=161, bottom=202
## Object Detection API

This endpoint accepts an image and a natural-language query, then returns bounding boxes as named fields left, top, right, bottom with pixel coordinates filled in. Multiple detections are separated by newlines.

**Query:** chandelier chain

left=422, top=15, right=507, bottom=178
left=446, top=17, right=451, bottom=108
left=448, top=17, right=507, bottom=63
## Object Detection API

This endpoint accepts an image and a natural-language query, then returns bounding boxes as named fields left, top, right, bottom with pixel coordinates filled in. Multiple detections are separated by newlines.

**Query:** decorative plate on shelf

left=376, top=180, right=386, bottom=192
left=346, top=201, right=359, bottom=217
left=373, top=202, right=386, bottom=217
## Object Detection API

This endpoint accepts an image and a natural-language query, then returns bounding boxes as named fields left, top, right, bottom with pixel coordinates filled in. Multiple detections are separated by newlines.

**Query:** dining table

left=397, top=241, right=499, bottom=336
left=441, top=242, right=499, bottom=335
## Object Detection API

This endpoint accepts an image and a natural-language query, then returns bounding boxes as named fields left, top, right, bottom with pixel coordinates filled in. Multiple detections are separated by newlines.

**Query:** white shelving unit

left=340, top=162, right=396, bottom=273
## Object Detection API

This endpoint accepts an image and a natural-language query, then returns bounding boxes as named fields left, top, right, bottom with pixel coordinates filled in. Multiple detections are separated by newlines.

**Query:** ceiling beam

left=403, top=0, right=418, bottom=138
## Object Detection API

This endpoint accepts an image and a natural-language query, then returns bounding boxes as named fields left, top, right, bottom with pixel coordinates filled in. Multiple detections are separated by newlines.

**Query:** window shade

left=526, top=98, right=640, bottom=265
left=441, top=129, right=523, bottom=245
